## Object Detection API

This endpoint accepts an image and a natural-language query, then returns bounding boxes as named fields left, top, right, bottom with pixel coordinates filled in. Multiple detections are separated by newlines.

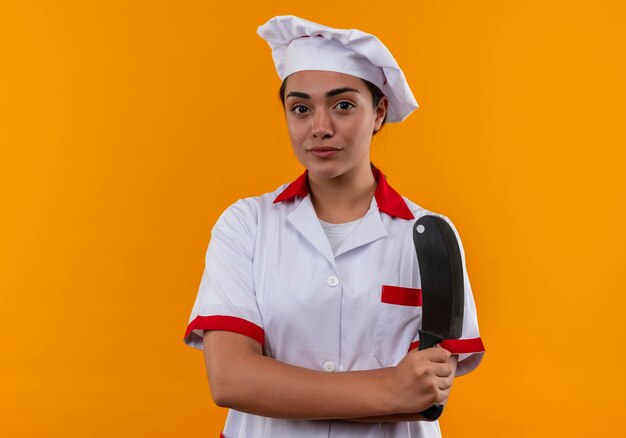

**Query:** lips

left=309, top=146, right=342, bottom=159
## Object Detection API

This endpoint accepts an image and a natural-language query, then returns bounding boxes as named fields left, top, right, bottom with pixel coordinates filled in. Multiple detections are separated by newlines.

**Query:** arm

left=203, top=330, right=454, bottom=421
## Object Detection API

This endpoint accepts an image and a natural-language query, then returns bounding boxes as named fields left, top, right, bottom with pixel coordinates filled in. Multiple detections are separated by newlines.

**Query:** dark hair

left=279, top=76, right=387, bottom=136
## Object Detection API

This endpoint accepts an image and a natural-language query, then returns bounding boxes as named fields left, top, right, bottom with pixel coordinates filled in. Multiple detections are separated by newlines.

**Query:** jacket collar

left=273, top=165, right=415, bottom=220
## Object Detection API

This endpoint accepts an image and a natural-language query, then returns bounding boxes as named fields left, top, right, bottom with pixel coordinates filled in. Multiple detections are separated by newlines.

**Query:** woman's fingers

left=432, top=362, right=452, bottom=377
left=436, top=374, right=453, bottom=390
left=414, top=349, right=452, bottom=376
left=421, top=346, right=451, bottom=362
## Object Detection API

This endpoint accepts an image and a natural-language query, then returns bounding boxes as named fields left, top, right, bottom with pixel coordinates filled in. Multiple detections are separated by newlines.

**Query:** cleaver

left=412, top=215, right=465, bottom=421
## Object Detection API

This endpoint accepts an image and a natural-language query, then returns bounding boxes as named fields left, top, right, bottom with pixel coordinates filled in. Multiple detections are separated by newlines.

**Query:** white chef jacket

left=184, top=166, right=485, bottom=438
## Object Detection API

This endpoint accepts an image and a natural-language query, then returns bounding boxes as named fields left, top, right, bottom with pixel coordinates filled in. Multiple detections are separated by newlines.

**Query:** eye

left=335, top=101, right=355, bottom=111
left=290, top=105, right=309, bottom=115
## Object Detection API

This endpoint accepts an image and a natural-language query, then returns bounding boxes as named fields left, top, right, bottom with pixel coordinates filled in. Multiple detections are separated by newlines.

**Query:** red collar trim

left=273, top=166, right=415, bottom=220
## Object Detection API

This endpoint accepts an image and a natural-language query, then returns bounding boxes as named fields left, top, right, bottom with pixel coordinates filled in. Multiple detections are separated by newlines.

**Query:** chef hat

left=257, top=15, right=418, bottom=123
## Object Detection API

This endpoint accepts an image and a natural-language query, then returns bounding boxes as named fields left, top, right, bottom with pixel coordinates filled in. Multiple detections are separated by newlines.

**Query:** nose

left=311, top=108, right=334, bottom=138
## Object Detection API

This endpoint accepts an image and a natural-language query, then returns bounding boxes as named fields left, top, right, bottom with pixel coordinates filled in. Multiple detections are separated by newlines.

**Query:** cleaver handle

left=418, top=330, right=445, bottom=420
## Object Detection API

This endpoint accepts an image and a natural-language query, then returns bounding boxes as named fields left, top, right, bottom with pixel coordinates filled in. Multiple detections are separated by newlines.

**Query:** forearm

left=205, top=331, right=397, bottom=420
left=345, top=413, right=428, bottom=423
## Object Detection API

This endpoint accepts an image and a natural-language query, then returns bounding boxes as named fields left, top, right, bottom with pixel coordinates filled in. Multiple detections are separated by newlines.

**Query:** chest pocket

left=372, top=285, right=423, bottom=367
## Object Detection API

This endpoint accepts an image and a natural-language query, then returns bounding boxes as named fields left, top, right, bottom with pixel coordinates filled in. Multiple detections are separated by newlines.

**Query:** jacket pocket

left=373, top=285, right=422, bottom=367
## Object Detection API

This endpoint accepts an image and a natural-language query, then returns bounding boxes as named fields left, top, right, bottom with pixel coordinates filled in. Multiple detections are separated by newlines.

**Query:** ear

left=374, top=96, right=389, bottom=131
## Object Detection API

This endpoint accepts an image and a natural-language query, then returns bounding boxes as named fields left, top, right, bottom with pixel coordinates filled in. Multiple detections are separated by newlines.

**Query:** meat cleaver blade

left=413, top=215, right=465, bottom=420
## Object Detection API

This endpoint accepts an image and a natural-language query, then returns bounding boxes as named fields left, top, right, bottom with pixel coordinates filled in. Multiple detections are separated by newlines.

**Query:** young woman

left=184, top=15, right=485, bottom=438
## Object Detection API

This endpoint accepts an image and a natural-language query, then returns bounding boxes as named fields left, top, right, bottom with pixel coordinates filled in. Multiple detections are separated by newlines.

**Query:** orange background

left=1, top=1, right=625, bottom=437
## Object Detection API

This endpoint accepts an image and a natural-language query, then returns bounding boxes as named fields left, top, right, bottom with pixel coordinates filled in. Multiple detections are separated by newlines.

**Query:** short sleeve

left=183, top=199, right=265, bottom=350
left=436, top=215, right=485, bottom=377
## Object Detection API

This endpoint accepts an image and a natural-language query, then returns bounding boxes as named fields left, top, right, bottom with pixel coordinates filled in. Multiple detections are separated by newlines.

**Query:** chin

left=306, top=161, right=350, bottom=181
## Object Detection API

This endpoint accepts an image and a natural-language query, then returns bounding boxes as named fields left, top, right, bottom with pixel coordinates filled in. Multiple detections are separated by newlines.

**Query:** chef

left=184, top=15, right=485, bottom=438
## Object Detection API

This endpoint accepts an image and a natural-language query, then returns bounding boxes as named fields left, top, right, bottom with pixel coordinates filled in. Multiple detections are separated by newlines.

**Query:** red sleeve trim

left=184, top=315, right=265, bottom=347
left=409, top=337, right=485, bottom=353
left=381, top=285, right=422, bottom=306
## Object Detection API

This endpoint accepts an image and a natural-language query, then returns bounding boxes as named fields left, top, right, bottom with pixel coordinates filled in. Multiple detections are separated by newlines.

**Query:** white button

left=327, top=275, right=339, bottom=287
left=322, top=361, right=336, bottom=372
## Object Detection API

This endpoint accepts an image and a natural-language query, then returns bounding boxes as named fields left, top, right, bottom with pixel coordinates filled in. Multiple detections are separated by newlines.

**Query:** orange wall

left=1, top=1, right=625, bottom=436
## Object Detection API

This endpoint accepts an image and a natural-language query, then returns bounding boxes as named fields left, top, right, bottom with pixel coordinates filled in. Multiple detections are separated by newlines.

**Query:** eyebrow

left=286, top=87, right=360, bottom=100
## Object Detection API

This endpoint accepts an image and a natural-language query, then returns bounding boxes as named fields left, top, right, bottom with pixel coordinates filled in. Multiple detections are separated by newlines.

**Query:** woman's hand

left=384, top=346, right=454, bottom=414
left=347, top=350, right=458, bottom=423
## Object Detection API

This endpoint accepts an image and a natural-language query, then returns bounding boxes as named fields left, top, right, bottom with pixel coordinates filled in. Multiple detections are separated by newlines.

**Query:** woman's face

left=283, top=70, right=388, bottom=181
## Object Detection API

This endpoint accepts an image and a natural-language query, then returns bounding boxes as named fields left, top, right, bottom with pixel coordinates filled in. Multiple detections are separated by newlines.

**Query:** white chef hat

left=257, top=15, right=419, bottom=123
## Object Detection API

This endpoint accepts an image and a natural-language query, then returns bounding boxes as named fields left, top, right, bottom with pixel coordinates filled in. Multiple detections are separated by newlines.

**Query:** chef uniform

left=184, top=15, right=485, bottom=438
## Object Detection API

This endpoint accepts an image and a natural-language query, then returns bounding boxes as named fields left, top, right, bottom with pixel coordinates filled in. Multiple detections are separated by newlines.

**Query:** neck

left=308, top=161, right=377, bottom=224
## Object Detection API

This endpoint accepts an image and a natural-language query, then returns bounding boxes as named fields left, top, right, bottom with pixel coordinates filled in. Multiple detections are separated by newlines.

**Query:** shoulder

left=400, top=196, right=468, bottom=259
left=399, top=195, right=441, bottom=221
left=213, top=183, right=291, bottom=232
left=401, top=195, right=461, bottom=232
